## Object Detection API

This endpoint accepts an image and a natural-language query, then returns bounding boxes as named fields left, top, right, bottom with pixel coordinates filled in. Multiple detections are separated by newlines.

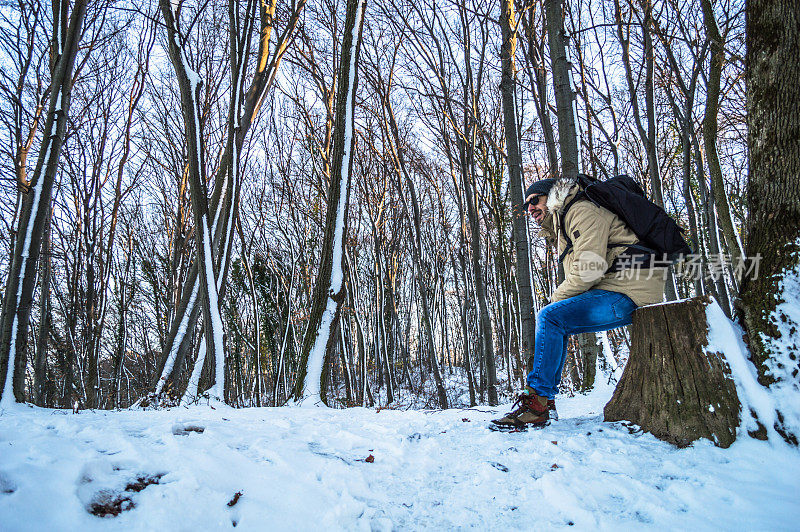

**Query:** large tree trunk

left=739, top=0, right=799, bottom=443
left=605, top=296, right=740, bottom=448
left=0, top=1, right=88, bottom=406
left=292, top=0, right=366, bottom=405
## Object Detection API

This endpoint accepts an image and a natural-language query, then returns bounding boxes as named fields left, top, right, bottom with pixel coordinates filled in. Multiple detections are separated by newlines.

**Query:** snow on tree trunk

left=292, top=0, right=366, bottom=406
left=739, top=0, right=800, bottom=445
left=604, top=296, right=741, bottom=448
left=158, top=1, right=227, bottom=402
left=181, top=342, right=207, bottom=406
left=203, top=220, right=227, bottom=401
left=0, top=1, right=88, bottom=407
left=155, top=283, right=199, bottom=398
left=152, top=0, right=306, bottom=399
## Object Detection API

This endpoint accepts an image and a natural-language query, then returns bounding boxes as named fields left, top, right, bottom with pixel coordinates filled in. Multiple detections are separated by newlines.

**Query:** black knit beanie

left=523, top=178, right=556, bottom=208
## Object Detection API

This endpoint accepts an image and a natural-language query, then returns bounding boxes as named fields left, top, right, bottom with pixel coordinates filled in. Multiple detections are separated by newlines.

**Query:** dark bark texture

left=544, top=0, right=579, bottom=179
left=605, top=296, right=740, bottom=448
left=576, top=332, right=597, bottom=391
left=739, top=0, right=800, bottom=386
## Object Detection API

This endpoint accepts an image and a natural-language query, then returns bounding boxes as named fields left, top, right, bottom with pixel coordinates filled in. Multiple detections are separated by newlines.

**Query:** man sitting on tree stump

left=492, top=175, right=669, bottom=429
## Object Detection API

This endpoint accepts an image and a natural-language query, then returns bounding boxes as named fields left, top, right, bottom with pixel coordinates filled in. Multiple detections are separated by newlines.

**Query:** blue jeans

left=527, top=289, right=637, bottom=399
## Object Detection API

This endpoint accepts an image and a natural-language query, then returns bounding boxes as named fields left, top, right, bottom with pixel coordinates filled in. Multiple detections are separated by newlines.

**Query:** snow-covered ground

left=1, top=378, right=798, bottom=531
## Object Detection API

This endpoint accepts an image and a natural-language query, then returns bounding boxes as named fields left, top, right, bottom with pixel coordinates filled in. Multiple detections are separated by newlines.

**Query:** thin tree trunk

left=453, top=250, right=477, bottom=406
left=339, top=316, right=353, bottom=404
left=522, top=10, right=559, bottom=174
left=375, top=238, right=393, bottom=403
left=690, top=131, right=732, bottom=312
left=545, top=0, right=580, bottom=180
left=237, top=218, right=262, bottom=407
left=111, top=233, right=135, bottom=408
left=614, top=0, right=678, bottom=301
left=614, top=0, right=662, bottom=204
left=462, top=159, right=497, bottom=406
left=576, top=332, right=598, bottom=391
left=33, top=210, right=52, bottom=406
left=701, top=0, right=744, bottom=285
left=500, top=0, right=535, bottom=388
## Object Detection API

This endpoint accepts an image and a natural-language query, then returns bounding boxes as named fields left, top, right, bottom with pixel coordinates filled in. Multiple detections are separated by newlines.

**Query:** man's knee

left=537, top=301, right=563, bottom=329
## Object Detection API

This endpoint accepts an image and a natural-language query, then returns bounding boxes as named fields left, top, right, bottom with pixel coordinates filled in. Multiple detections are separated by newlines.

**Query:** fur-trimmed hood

left=545, top=175, right=579, bottom=213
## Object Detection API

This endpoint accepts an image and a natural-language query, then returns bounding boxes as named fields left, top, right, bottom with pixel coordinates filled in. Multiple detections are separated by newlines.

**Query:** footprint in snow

left=0, top=472, right=17, bottom=494
left=77, top=460, right=166, bottom=518
left=489, top=462, right=509, bottom=472
left=307, top=442, right=351, bottom=464
left=172, top=423, right=205, bottom=436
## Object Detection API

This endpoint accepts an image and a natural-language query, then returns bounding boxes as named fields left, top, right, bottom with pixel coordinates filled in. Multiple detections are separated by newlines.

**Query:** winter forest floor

left=1, top=378, right=798, bottom=531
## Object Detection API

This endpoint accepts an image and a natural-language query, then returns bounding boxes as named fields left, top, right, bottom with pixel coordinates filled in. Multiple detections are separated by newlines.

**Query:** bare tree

left=500, top=0, right=536, bottom=376
left=292, top=0, right=367, bottom=405
left=700, top=0, right=743, bottom=287
left=153, top=0, right=307, bottom=402
left=1, top=0, right=88, bottom=406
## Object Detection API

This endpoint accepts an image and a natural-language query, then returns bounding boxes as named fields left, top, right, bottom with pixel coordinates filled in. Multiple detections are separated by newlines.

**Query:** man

left=492, top=175, right=668, bottom=428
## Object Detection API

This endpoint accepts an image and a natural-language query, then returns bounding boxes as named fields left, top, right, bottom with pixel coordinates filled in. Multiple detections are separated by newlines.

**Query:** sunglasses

left=524, top=195, right=543, bottom=210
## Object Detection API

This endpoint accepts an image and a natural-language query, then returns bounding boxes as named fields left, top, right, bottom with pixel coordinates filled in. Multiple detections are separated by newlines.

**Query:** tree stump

left=604, top=296, right=741, bottom=448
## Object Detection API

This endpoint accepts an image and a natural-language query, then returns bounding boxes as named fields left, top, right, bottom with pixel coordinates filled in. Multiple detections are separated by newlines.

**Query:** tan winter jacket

left=538, top=176, right=667, bottom=307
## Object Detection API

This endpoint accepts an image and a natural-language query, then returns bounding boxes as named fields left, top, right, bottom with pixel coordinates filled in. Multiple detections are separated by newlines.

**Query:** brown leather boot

left=491, top=388, right=549, bottom=428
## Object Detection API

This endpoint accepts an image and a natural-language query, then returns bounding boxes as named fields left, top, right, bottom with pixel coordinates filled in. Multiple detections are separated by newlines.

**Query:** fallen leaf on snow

left=227, top=491, right=242, bottom=507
